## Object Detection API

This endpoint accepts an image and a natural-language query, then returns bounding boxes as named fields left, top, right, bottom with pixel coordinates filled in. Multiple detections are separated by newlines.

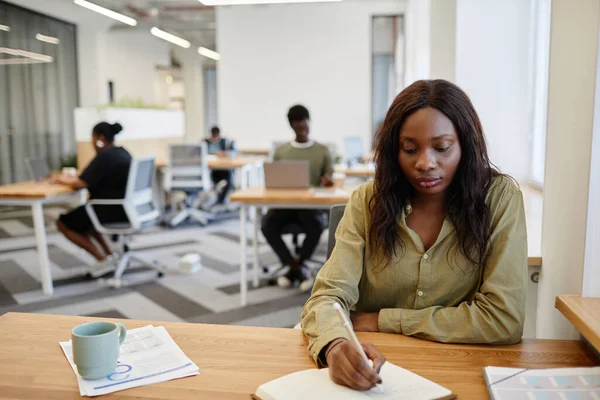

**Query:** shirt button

left=417, top=290, right=424, bottom=297
left=423, top=253, right=428, bottom=260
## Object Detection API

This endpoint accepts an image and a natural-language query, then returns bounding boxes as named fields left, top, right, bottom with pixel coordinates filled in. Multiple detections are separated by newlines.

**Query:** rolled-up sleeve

left=378, top=189, right=528, bottom=344
left=301, top=185, right=368, bottom=365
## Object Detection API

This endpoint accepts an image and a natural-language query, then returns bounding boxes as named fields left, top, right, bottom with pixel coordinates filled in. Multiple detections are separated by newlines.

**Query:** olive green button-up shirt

left=301, top=176, right=528, bottom=365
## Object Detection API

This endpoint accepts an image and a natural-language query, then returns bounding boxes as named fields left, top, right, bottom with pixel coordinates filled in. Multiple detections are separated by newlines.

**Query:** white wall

left=102, top=30, right=171, bottom=105
left=455, top=0, right=532, bottom=181
left=583, top=33, right=600, bottom=298
left=217, top=0, right=405, bottom=152
left=404, top=0, right=431, bottom=84
left=536, top=0, right=600, bottom=339
left=429, top=0, right=456, bottom=82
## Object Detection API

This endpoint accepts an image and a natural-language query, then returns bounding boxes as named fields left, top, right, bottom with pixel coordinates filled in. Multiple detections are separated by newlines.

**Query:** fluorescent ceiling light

left=0, top=24, right=10, bottom=32
left=151, top=27, right=190, bottom=48
left=36, top=33, right=60, bottom=45
left=198, top=47, right=221, bottom=61
left=74, top=0, right=137, bottom=26
left=0, top=59, right=49, bottom=65
left=0, top=47, right=53, bottom=65
left=199, top=0, right=342, bottom=5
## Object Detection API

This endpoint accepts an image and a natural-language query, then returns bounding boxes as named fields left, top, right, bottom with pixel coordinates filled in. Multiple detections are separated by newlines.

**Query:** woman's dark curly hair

left=369, top=79, right=500, bottom=270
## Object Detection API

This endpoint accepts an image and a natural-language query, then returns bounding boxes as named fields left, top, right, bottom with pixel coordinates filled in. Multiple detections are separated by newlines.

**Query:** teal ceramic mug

left=71, top=321, right=127, bottom=380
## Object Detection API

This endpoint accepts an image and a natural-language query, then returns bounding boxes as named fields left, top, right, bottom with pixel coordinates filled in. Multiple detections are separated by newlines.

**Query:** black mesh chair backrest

left=327, top=204, right=346, bottom=259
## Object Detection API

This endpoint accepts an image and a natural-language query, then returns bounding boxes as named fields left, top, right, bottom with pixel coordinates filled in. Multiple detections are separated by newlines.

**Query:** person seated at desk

left=301, top=80, right=527, bottom=391
left=262, top=105, right=334, bottom=292
left=205, top=126, right=236, bottom=205
left=52, top=122, right=132, bottom=268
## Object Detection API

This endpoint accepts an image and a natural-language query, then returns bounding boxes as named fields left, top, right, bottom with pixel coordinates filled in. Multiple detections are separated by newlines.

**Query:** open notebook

left=253, top=362, right=454, bottom=400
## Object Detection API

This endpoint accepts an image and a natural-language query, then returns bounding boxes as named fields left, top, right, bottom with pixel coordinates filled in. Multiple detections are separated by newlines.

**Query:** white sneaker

left=299, top=277, right=314, bottom=293
left=88, top=255, right=118, bottom=278
left=277, top=275, right=292, bottom=288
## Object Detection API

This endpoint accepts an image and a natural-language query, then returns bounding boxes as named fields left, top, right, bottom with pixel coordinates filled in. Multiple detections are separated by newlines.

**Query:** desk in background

left=556, top=295, right=600, bottom=353
left=238, top=148, right=270, bottom=157
left=0, top=312, right=597, bottom=399
left=156, top=156, right=266, bottom=170
left=230, top=188, right=350, bottom=306
left=0, top=182, right=85, bottom=295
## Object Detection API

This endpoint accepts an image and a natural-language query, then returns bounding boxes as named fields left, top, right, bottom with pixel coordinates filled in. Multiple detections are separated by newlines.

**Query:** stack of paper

left=60, top=325, right=199, bottom=397
left=484, top=366, right=600, bottom=400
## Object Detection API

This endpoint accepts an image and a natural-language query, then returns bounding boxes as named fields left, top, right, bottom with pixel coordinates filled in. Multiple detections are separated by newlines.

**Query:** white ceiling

left=94, top=1, right=216, bottom=48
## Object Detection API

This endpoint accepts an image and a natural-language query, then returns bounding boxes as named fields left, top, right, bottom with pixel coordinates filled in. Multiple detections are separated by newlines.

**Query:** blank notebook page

left=255, top=362, right=454, bottom=400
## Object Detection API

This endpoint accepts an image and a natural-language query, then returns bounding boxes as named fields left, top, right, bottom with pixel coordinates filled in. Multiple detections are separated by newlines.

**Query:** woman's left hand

left=350, top=312, right=380, bottom=332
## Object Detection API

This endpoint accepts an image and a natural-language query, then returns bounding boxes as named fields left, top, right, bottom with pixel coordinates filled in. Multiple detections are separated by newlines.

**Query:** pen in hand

left=333, top=302, right=385, bottom=393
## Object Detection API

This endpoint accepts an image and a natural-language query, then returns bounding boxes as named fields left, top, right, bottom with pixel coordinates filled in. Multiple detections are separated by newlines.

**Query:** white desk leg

left=240, top=204, right=248, bottom=307
left=252, top=205, right=260, bottom=288
left=32, top=202, right=53, bottom=295
left=79, top=189, right=87, bottom=205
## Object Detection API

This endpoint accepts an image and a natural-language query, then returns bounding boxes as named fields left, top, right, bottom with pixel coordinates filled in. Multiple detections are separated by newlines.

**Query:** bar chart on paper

left=484, top=367, right=600, bottom=400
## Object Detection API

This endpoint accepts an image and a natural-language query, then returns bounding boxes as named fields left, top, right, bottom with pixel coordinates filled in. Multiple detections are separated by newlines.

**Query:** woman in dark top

left=53, top=122, right=132, bottom=263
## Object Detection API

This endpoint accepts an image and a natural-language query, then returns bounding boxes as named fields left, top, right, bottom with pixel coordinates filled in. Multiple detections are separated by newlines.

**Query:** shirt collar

left=290, top=140, right=315, bottom=149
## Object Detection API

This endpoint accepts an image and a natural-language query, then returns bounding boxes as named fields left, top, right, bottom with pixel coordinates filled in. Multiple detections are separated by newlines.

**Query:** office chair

left=327, top=204, right=346, bottom=259
left=268, top=141, right=286, bottom=161
left=85, top=156, right=166, bottom=288
left=164, top=143, right=213, bottom=227
left=262, top=212, right=329, bottom=281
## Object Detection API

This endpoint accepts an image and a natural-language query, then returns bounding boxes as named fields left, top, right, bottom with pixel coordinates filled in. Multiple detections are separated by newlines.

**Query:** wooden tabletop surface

left=0, top=312, right=596, bottom=399
left=156, top=157, right=264, bottom=170
left=0, top=181, right=74, bottom=199
left=238, top=148, right=270, bottom=156
left=230, top=187, right=350, bottom=205
left=344, top=166, right=376, bottom=178
left=556, top=295, right=600, bottom=352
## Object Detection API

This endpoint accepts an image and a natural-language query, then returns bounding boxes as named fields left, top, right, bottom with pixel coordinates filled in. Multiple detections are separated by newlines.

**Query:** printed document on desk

left=60, top=325, right=199, bottom=396
left=484, top=366, right=600, bottom=400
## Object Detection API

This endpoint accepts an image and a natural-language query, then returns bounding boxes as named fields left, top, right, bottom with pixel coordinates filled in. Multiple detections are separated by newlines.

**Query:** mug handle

left=116, top=323, right=127, bottom=345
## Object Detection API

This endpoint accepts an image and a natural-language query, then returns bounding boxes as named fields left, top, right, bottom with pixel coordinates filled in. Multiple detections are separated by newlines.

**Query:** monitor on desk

left=25, top=157, right=51, bottom=181
left=264, top=161, right=310, bottom=189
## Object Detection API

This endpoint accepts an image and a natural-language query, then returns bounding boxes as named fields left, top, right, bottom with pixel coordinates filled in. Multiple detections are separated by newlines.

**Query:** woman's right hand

left=325, top=339, right=385, bottom=391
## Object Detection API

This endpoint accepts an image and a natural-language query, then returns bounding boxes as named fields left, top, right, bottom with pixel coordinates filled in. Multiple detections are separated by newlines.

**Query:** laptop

left=264, top=161, right=310, bottom=189
left=25, top=157, right=51, bottom=181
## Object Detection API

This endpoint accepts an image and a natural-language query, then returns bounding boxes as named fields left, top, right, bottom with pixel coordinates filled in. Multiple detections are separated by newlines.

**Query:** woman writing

left=54, top=122, right=132, bottom=269
left=301, top=80, right=527, bottom=390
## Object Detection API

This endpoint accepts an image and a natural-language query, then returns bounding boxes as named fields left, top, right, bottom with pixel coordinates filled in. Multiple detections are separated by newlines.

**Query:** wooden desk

left=230, top=188, right=350, bottom=306
left=239, top=148, right=270, bottom=156
left=0, top=181, right=73, bottom=198
left=0, top=312, right=596, bottom=399
left=155, top=157, right=265, bottom=170
left=556, top=295, right=600, bottom=352
left=0, top=182, right=85, bottom=295
left=344, top=166, right=376, bottom=179
left=230, top=187, right=350, bottom=206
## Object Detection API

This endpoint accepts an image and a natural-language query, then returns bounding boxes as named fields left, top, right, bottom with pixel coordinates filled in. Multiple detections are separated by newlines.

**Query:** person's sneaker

left=87, top=255, right=118, bottom=278
left=276, top=274, right=292, bottom=288
left=299, top=278, right=314, bottom=292
left=298, top=266, right=314, bottom=292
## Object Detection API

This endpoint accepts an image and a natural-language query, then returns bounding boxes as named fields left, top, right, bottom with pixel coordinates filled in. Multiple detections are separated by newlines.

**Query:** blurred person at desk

left=301, top=80, right=527, bottom=391
left=52, top=122, right=132, bottom=271
left=205, top=126, right=236, bottom=206
left=262, top=105, right=334, bottom=292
